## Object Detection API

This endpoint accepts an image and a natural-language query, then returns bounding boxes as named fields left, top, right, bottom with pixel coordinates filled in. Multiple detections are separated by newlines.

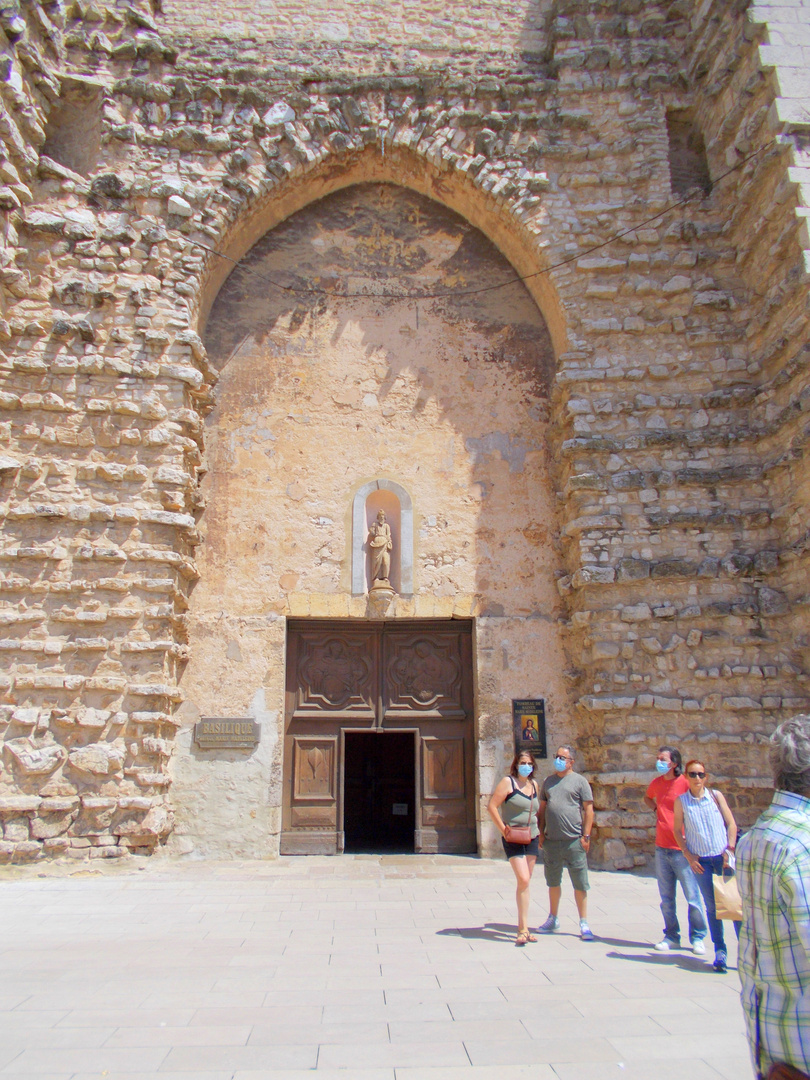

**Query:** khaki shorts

left=542, top=837, right=590, bottom=891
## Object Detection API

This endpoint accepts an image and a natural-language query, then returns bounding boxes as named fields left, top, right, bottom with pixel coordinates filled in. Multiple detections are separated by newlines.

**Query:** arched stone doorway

left=169, top=182, right=573, bottom=858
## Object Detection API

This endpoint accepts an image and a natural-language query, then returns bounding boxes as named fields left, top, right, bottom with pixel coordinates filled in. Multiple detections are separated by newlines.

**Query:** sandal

left=516, top=930, right=535, bottom=945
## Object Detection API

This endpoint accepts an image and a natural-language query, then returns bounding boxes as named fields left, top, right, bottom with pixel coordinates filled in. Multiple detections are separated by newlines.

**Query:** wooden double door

left=282, top=619, right=476, bottom=855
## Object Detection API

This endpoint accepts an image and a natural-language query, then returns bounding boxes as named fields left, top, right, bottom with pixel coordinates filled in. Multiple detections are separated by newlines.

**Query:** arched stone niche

left=352, top=479, right=413, bottom=596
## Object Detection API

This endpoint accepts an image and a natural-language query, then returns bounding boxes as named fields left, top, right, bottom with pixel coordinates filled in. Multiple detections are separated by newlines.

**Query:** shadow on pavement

left=436, top=925, right=658, bottom=949
left=606, top=948, right=722, bottom=973
left=570, top=934, right=650, bottom=948
left=434, top=926, right=733, bottom=970
left=436, top=922, right=519, bottom=941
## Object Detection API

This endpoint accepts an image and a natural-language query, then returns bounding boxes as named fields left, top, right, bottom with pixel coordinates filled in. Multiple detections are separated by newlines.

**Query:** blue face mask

left=517, top=763, right=533, bottom=778
left=554, top=757, right=568, bottom=772
left=655, top=759, right=670, bottom=774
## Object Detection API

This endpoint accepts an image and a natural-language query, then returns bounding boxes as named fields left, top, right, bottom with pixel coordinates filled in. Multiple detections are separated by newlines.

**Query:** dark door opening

left=343, top=732, right=415, bottom=853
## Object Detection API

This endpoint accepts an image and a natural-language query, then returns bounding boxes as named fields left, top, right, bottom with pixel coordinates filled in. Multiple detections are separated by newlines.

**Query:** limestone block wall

left=553, top=0, right=810, bottom=866
left=0, top=0, right=63, bottom=218
left=0, top=0, right=195, bottom=861
left=743, top=0, right=810, bottom=728
left=684, top=0, right=810, bottom=814
left=0, top=0, right=809, bottom=864
left=160, top=0, right=555, bottom=62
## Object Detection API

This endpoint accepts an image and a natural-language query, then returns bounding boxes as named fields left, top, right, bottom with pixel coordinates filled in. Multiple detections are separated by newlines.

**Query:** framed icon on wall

left=512, top=699, right=547, bottom=758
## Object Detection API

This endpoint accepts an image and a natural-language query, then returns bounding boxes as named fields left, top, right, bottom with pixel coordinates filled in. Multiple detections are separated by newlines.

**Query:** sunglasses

left=687, top=771, right=706, bottom=779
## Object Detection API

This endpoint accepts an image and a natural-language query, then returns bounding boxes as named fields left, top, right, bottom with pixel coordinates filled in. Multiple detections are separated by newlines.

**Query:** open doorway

left=282, top=620, right=475, bottom=855
left=343, top=732, right=415, bottom=853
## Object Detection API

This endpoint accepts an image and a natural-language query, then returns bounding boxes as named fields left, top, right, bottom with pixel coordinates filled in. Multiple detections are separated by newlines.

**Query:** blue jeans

left=695, top=853, right=741, bottom=956
left=655, top=847, right=707, bottom=944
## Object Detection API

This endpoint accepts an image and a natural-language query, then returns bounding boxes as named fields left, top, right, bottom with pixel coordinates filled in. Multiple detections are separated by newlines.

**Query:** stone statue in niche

left=368, top=509, right=394, bottom=592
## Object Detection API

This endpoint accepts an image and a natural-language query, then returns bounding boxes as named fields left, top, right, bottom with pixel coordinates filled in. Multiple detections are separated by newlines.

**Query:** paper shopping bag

left=713, top=871, right=743, bottom=921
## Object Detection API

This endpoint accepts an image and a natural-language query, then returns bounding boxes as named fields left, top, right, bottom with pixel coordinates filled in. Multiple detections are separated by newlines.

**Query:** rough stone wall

left=541, top=0, right=810, bottom=864
left=0, top=0, right=194, bottom=861
left=743, top=0, right=810, bottom=735
left=160, top=0, right=556, bottom=57
left=1, top=0, right=810, bottom=865
left=599, top=0, right=810, bottom=859
left=0, top=0, right=63, bottom=216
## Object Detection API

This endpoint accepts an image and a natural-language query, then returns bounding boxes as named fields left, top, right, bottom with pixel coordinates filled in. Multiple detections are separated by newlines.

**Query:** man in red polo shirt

left=644, top=745, right=708, bottom=953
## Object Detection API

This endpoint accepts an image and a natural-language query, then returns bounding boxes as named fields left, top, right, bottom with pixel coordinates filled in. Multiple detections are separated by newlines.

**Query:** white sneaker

left=692, top=940, right=706, bottom=955
left=654, top=938, right=676, bottom=952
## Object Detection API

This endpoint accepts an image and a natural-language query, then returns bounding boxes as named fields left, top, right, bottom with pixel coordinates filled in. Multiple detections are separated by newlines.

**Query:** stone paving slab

left=0, top=854, right=752, bottom=1078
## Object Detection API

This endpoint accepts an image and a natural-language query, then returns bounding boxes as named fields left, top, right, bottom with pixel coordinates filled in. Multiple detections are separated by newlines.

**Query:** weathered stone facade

left=2, top=0, right=810, bottom=865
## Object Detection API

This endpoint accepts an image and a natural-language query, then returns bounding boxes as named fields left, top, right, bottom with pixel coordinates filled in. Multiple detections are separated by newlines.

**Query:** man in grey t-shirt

left=537, top=745, right=596, bottom=940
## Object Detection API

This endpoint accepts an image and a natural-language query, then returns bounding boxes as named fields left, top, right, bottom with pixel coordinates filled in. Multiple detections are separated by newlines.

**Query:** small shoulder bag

left=503, top=779, right=536, bottom=845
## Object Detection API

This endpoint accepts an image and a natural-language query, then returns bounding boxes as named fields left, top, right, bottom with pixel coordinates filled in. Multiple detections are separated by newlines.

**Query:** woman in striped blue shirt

left=673, top=759, right=739, bottom=973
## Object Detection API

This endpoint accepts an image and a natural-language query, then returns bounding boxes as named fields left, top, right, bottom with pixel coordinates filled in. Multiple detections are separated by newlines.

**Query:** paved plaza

left=0, top=854, right=750, bottom=1080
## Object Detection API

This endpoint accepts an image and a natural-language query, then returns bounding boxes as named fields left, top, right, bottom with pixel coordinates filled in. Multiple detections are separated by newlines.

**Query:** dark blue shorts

left=502, top=835, right=540, bottom=860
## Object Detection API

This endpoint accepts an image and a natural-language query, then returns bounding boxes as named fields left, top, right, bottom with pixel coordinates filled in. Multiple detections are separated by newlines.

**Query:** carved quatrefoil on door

left=297, top=636, right=374, bottom=713
left=385, top=635, right=463, bottom=715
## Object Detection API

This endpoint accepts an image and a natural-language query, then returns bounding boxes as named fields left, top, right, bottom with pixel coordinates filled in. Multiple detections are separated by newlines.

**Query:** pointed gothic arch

left=195, top=142, right=569, bottom=361
left=174, top=158, right=574, bottom=859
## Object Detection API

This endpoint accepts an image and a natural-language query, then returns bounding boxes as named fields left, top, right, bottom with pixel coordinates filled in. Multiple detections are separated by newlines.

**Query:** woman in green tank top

left=488, top=751, right=541, bottom=945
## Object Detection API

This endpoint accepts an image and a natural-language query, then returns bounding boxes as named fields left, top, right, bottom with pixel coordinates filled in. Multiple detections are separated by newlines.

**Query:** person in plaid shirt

left=737, top=716, right=810, bottom=1079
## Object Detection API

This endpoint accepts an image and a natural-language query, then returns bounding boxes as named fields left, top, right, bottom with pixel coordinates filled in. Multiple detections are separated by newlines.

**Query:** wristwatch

left=582, top=834, right=590, bottom=840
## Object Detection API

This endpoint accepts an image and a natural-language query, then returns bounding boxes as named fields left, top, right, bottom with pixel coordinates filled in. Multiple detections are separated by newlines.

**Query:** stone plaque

left=194, top=718, right=260, bottom=749
left=513, top=699, right=547, bottom=757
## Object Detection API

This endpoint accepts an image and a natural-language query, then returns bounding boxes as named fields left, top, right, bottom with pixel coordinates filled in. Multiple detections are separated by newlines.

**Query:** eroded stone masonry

left=2, top=0, right=810, bottom=865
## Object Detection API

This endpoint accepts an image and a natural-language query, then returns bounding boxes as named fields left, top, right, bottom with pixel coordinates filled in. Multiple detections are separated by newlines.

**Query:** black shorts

left=502, top=835, right=540, bottom=860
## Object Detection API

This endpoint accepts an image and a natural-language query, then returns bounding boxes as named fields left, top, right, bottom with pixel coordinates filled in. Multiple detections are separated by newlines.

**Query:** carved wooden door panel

left=382, top=626, right=475, bottom=853
left=282, top=620, right=474, bottom=855
left=283, top=626, right=377, bottom=854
